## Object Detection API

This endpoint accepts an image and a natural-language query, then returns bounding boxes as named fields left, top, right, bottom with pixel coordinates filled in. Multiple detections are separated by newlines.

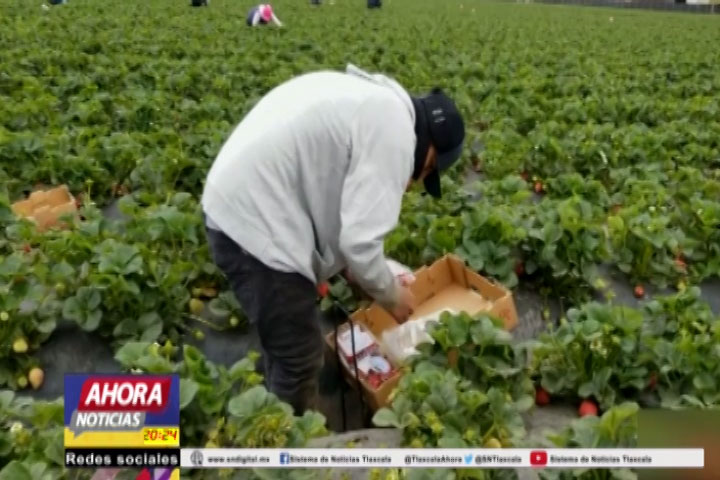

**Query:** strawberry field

left=1, top=0, right=719, bottom=479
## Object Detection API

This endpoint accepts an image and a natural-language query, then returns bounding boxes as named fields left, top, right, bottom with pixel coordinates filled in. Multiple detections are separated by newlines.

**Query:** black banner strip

left=65, top=447, right=181, bottom=468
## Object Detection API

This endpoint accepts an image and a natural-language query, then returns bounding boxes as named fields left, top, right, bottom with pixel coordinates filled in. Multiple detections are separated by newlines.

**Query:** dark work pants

left=204, top=226, right=324, bottom=415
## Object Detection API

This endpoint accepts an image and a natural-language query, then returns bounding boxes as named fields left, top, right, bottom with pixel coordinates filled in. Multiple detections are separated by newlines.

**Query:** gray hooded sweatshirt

left=202, top=64, right=416, bottom=307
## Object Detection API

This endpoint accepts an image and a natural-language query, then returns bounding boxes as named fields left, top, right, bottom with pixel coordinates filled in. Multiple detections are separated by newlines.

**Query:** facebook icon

left=279, top=452, right=290, bottom=465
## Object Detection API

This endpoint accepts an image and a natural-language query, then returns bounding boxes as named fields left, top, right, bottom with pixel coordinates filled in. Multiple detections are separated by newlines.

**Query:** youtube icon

left=530, top=450, right=548, bottom=467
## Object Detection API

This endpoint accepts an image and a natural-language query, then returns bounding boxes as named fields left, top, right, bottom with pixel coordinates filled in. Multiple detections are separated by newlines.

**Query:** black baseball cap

left=411, top=88, right=465, bottom=198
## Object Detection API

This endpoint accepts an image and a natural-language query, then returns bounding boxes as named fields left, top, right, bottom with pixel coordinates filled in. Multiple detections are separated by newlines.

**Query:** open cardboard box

left=11, top=185, right=77, bottom=232
left=325, top=254, right=518, bottom=410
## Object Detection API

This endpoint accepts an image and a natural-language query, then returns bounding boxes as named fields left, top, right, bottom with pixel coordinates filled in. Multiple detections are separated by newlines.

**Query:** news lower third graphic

left=64, top=373, right=181, bottom=477
left=178, top=448, right=705, bottom=469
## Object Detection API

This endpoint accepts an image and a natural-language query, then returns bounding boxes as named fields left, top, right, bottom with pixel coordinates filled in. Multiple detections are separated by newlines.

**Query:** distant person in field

left=247, top=4, right=283, bottom=27
left=49, top=0, right=67, bottom=5
left=367, top=0, right=381, bottom=8
left=191, top=0, right=209, bottom=6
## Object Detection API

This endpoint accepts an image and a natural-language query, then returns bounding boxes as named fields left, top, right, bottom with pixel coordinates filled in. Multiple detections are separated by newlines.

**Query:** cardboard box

left=325, top=254, right=518, bottom=410
left=11, top=185, right=77, bottom=232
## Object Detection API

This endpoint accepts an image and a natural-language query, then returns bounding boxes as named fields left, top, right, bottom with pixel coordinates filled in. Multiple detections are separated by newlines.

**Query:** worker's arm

left=339, top=97, right=414, bottom=309
left=271, top=13, right=283, bottom=26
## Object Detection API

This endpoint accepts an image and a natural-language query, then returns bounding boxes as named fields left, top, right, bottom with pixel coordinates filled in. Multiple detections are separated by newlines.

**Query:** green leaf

left=514, top=394, right=535, bottom=412
left=692, top=373, right=716, bottom=391
left=437, top=435, right=466, bottom=448
left=138, top=312, right=162, bottom=342
left=227, top=385, right=270, bottom=419
left=43, top=438, right=65, bottom=465
left=62, top=286, right=102, bottom=331
left=372, top=408, right=400, bottom=428
left=208, top=297, right=231, bottom=318
left=179, top=379, right=199, bottom=409
left=94, top=240, right=143, bottom=275
left=36, top=317, right=56, bottom=334
left=114, top=342, right=152, bottom=367
left=0, top=391, right=14, bottom=409
left=0, top=461, right=33, bottom=480
left=447, top=315, right=469, bottom=347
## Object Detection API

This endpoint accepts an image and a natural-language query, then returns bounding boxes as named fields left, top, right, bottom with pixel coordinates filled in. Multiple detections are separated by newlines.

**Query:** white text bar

left=180, top=448, right=704, bottom=469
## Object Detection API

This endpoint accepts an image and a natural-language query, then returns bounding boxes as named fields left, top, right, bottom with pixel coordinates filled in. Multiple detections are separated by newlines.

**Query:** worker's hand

left=390, top=284, right=416, bottom=324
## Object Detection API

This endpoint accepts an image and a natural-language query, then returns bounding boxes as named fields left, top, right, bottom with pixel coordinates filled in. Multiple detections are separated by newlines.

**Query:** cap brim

left=423, top=143, right=463, bottom=199
left=436, top=142, right=463, bottom=171
left=423, top=169, right=441, bottom=198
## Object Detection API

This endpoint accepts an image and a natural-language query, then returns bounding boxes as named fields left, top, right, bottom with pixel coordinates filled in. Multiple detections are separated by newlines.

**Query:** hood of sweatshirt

left=345, top=63, right=415, bottom=126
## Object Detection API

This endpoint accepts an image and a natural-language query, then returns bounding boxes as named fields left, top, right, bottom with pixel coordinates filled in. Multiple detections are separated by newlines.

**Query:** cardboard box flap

left=52, top=202, right=78, bottom=217
left=11, top=199, right=35, bottom=217
left=363, top=304, right=396, bottom=338
left=489, top=295, right=518, bottom=330
left=447, top=255, right=469, bottom=286
left=427, top=258, right=453, bottom=290
left=29, top=190, right=46, bottom=203
left=410, top=266, right=433, bottom=303
left=44, top=185, right=72, bottom=204
left=464, top=269, right=508, bottom=301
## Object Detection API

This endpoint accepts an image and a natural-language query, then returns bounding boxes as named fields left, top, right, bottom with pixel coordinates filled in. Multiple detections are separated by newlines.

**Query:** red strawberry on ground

left=675, top=255, right=687, bottom=271
left=578, top=399, right=598, bottom=417
left=634, top=285, right=645, bottom=299
left=534, top=181, right=544, bottom=194
left=535, top=386, right=550, bottom=406
left=317, top=282, right=329, bottom=298
left=514, top=261, right=525, bottom=277
left=648, top=372, right=658, bottom=391
left=22, top=244, right=31, bottom=253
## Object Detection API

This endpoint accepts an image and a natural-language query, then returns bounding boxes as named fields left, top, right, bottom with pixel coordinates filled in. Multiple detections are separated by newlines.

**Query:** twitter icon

left=464, top=453, right=473, bottom=465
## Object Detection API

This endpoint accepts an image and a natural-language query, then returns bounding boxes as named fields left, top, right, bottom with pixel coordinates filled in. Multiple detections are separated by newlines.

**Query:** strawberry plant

left=641, top=288, right=720, bottom=408
left=608, top=208, right=694, bottom=289
left=0, top=248, right=59, bottom=389
left=455, top=202, right=528, bottom=288
left=416, top=312, right=535, bottom=411
left=374, top=313, right=531, bottom=451
left=0, top=391, right=86, bottom=480
left=529, top=303, right=648, bottom=411
left=114, top=342, right=327, bottom=448
left=474, top=175, right=533, bottom=206
left=539, top=402, right=639, bottom=480
left=0, top=192, right=246, bottom=389
left=545, top=173, right=610, bottom=213
left=522, top=197, right=609, bottom=304
left=373, top=364, right=527, bottom=449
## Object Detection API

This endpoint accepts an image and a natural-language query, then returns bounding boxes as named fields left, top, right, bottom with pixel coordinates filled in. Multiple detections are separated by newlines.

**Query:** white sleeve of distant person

left=271, top=13, right=283, bottom=26
left=339, top=96, right=414, bottom=309
left=251, top=10, right=261, bottom=26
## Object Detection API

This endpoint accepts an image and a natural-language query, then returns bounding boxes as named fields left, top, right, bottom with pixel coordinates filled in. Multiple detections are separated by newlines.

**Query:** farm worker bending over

left=201, top=64, right=465, bottom=414
left=246, top=4, right=283, bottom=27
